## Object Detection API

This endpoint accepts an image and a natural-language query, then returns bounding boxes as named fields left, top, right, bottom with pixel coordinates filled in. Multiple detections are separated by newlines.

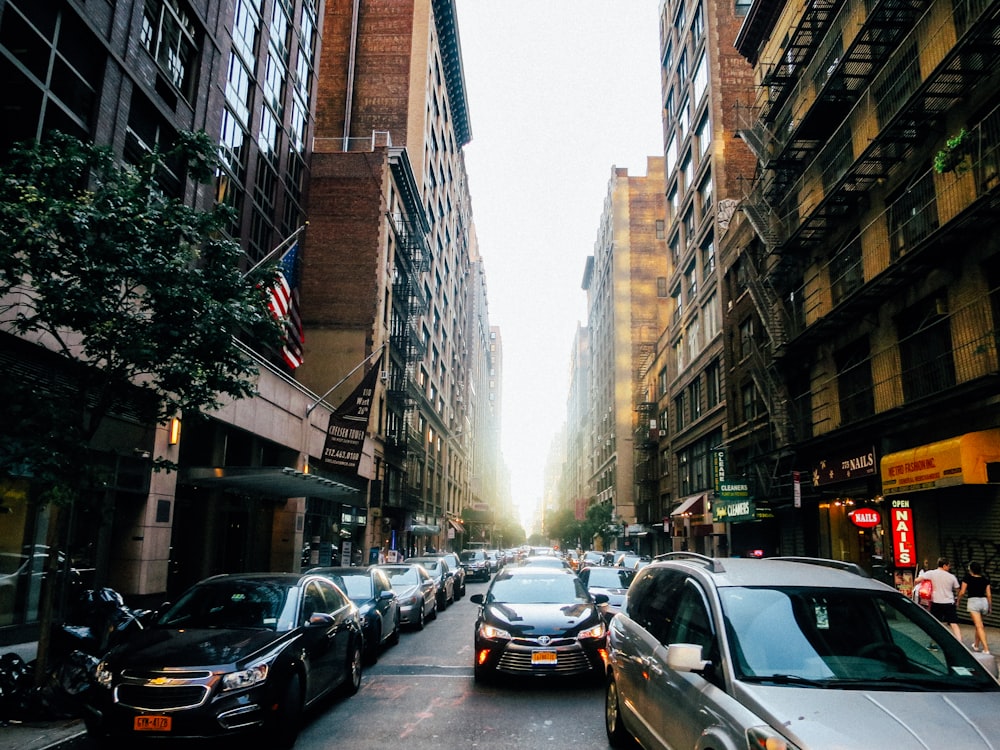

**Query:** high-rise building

left=305, top=0, right=490, bottom=557
left=657, top=0, right=756, bottom=556
left=729, top=0, right=1000, bottom=577
left=582, top=160, right=668, bottom=555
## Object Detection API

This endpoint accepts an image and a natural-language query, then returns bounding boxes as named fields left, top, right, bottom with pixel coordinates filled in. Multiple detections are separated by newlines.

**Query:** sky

left=454, top=2, right=665, bottom=529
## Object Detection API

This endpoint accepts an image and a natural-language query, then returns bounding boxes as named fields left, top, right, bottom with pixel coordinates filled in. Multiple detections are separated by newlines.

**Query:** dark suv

left=606, top=553, right=1000, bottom=750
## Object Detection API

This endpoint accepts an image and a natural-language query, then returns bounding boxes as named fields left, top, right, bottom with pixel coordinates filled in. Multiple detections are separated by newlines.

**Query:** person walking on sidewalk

left=957, top=560, right=992, bottom=653
left=916, top=557, right=962, bottom=640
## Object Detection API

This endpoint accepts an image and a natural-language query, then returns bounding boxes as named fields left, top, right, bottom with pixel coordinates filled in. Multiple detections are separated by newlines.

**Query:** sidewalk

left=2, top=623, right=1000, bottom=750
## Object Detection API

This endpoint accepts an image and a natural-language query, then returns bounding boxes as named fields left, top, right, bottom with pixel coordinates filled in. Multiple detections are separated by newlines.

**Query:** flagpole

left=306, top=344, right=386, bottom=416
left=244, top=223, right=307, bottom=279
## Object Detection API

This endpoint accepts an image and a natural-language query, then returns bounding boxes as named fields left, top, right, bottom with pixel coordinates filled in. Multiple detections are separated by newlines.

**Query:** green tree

left=0, top=131, right=282, bottom=678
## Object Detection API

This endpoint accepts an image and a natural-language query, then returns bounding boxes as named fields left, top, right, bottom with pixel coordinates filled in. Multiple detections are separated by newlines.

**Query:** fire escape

left=633, top=399, right=660, bottom=526
left=735, top=0, right=1000, bottom=497
left=385, top=208, right=430, bottom=512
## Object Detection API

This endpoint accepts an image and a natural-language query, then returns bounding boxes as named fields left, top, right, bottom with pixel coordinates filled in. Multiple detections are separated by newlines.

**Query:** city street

left=61, top=578, right=608, bottom=750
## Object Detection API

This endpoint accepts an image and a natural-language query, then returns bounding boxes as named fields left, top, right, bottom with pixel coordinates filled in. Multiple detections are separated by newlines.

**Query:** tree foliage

left=0, top=131, right=282, bottom=504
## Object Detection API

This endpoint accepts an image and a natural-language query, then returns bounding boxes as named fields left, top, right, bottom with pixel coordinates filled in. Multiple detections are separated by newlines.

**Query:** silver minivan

left=606, top=554, right=1000, bottom=749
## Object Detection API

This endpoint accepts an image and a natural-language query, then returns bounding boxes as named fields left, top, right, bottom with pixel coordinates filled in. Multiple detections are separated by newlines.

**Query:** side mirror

left=306, top=612, right=336, bottom=627
left=593, top=593, right=610, bottom=605
left=379, top=590, right=395, bottom=601
left=665, top=643, right=710, bottom=673
left=469, top=593, right=484, bottom=605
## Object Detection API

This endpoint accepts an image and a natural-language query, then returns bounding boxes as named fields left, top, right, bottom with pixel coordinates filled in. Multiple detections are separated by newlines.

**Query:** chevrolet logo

left=148, top=677, right=172, bottom=686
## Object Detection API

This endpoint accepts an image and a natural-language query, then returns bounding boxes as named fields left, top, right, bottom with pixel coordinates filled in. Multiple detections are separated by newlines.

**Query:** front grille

left=116, top=684, right=210, bottom=710
left=496, top=645, right=594, bottom=675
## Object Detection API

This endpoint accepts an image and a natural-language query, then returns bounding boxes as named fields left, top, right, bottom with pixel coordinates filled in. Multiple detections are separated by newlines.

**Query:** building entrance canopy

left=183, top=466, right=364, bottom=507
left=880, top=428, right=1000, bottom=495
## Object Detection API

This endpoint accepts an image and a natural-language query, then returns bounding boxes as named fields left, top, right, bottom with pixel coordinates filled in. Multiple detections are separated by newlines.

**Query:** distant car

left=484, top=549, right=504, bottom=573
left=613, top=553, right=648, bottom=570
left=84, top=573, right=363, bottom=748
left=605, top=554, right=1000, bottom=750
left=425, top=552, right=466, bottom=597
left=577, top=565, right=635, bottom=623
left=460, top=549, right=491, bottom=582
left=309, top=566, right=400, bottom=664
left=582, top=551, right=612, bottom=567
left=470, top=566, right=608, bottom=683
left=378, top=563, right=437, bottom=629
left=407, top=556, right=455, bottom=610
left=518, top=555, right=572, bottom=570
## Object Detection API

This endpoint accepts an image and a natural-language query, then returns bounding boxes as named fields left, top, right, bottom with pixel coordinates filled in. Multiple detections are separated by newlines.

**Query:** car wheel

left=430, top=600, right=438, bottom=620
left=438, top=591, right=448, bottom=611
left=363, top=619, right=380, bottom=665
left=338, top=639, right=363, bottom=698
left=414, top=603, right=426, bottom=630
left=268, top=673, right=303, bottom=749
left=605, top=676, right=633, bottom=749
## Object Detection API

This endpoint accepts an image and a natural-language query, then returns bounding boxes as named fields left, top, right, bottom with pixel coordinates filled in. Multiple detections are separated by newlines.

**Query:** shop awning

left=183, top=466, right=364, bottom=506
left=671, top=494, right=706, bottom=517
left=880, top=428, right=1000, bottom=495
left=448, top=519, right=465, bottom=533
left=408, top=524, right=441, bottom=535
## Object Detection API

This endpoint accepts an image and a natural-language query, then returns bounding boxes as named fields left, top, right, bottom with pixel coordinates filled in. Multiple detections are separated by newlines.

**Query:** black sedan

left=470, top=567, right=608, bottom=683
left=309, top=566, right=400, bottom=664
left=378, top=563, right=437, bottom=629
left=83, top=573, right=363, bottom=748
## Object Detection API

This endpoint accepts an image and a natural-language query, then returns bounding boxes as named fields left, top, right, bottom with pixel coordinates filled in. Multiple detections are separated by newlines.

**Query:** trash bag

left=0, top=653, right=31, bottom=722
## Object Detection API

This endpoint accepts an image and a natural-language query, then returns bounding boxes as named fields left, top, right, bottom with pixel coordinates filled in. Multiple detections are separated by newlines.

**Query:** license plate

left=134, top=715, right=172, bottom=732
left=532, top=650, right=558, bottom=665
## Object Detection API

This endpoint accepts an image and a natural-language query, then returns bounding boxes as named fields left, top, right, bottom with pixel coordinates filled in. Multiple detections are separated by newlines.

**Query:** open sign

left=849, top=508, right=881, bottom=528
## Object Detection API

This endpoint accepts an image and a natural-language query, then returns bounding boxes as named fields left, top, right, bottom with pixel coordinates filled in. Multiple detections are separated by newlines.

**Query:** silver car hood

left=736, top=683, right=1000, bottom=747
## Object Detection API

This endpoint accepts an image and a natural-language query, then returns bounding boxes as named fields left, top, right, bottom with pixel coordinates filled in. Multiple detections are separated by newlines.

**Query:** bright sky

left=455, top=2, right=665, bottom=528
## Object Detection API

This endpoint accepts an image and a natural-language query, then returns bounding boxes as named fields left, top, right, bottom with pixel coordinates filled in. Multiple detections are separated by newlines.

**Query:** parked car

left=84, top=572, right=363, bottom=748
left=425, top=552, right=466, bottom=597
left=581, top=550, right=612, bottom=567
left=378, top=563, right=437, bottom=629
left=577, top=565, right=635, bottom=623
left=309, top=566, right=400, bottom=664
left=613, top=552, right=649, bottom=570
left=460, top=549, right=491, bottom=582
left=407, top=556, right=455, bottom=610
left=470, top=566, right=608, bottom=683
left=605, top=554, right=1000, bottom=750
left=484, top=549, right=504, bottom=573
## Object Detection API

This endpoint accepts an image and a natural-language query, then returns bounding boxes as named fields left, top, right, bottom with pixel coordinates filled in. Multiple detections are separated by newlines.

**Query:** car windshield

left=383, top=566, right=420, bottom=585
left=721, top=586, right=999, bottom=690
left=460, top=551, right=483, bottom=562
left=413, top=560, right=440, bottom=572
left=487, top=572, right=590, bottom=604
left=586, top=568, right=635, bottom=588
left=327, top=573, right=373, bottom=600
left=157, top=580, right=295, bottom=632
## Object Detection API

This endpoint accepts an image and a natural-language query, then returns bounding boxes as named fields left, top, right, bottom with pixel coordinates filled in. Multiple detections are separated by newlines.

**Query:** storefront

left=880, top=429, right=1000, bottom=607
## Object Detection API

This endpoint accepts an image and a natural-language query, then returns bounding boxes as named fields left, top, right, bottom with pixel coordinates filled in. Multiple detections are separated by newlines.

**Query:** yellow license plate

left=134, top=715, right=172, bottom=732
left=532, top=650, right=557, bottom=665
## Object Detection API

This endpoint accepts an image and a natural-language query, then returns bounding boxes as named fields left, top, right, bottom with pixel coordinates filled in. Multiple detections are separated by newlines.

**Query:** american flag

left=267, top=241, right=304, bottom=369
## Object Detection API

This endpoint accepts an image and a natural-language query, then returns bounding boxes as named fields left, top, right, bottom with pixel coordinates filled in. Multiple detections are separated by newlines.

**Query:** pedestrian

left=956, top=560, right=992, bottom=653
left=915, top=557, right=962, bottom=639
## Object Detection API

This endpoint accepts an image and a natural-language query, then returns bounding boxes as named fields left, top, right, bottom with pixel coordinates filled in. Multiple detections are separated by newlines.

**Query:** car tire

left=338, top=639, right=363, bottom=698
left=414, top=603, right=426, bottom=630
left=605, top=676, right=633, bottom=749
left=268, top=673, right=303, bottom=750
left=430, top=600, right=438, bottom=620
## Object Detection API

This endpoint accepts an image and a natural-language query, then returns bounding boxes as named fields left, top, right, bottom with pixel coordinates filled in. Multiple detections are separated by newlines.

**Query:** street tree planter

left=934, top=128, right=971, bottom=175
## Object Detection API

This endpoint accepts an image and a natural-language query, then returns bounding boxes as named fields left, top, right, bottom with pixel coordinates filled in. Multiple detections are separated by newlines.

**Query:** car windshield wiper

left=740, top=673, right=834, bottom=688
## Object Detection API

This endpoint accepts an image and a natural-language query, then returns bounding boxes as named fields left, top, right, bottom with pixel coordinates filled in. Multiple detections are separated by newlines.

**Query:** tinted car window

left=626, top=568, right=685, bottom=645
left=582, top=567, right=635, bottom=588
left=157, top=580, right=290, bottom=631
left=333, top=573, right=374, bottom=599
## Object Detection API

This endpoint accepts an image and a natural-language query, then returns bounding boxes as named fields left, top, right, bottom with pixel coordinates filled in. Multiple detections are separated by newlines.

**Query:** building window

left=675, top=393, right=686, bottom=431
left=692, top=53, right=708, bottom=105
left=690, top=377, right=702, bottom=420
left=141, top=0, right=199, bottom=96
left=741, top=381, right=759, bottom=422
left=656, top=219, right=666, bottom=239
left=701, top=236, right=716, bottom=276
left=706, top=359, right=721, bottom=408
left=888, top=171, right=938, bottom=261
left=696, top=115, right=711, bottom=160
left=897, top=295, right=955, bottom=402
left=739, top=316, right=755, bottom=360
left=830, top=233, right=864, bottom=306
left=835, top=337, right=875, bottom=424
left=657, top=276, right=668, bottom=297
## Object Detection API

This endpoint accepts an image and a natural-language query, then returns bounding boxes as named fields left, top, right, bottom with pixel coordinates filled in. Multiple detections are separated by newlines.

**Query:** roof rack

left=769, top=556, right=870, bottom=578
left=653, top=551, right=726, bottom=574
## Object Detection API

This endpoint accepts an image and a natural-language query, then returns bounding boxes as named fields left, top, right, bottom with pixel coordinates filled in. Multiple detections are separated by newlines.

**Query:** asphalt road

left=65, top=576, right=609, bottom=750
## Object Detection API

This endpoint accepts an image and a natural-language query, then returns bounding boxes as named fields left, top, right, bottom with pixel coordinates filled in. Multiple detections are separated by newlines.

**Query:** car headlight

left=578, top=622, right=606, bottom=640
left=221, top=661, right=270, bottom=691
left=95, top=660, right=113, bottom=689
left=479, top=623, right=511, bottom=640
left=746, top=726, right=801, bottom=750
